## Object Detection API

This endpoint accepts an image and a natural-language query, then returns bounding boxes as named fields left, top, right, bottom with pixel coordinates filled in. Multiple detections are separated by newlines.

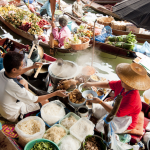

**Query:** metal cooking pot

left=48, top=60, right=78, bottom=90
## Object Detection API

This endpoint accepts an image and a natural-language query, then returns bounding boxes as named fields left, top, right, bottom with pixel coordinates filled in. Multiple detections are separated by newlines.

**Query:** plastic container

left=70, top=118, right=95, bottom=142
left=24, top=138, right=59, bottom=150
left=67, top=21, right=72, bottom=31
left=0, top=58, right=3, bottom=71
left=59, top=112, right=80, bottom=131
left=82, top=90, right=98, bottom=100
left=36, top=108, right=70, bottom=128
left=15, top=116, right=45, bottom=147
left=43, top=124, right=68, bottom=145
left=58, top=134, right=81, bottom=150
left=143, top=89, right=150, bottom=104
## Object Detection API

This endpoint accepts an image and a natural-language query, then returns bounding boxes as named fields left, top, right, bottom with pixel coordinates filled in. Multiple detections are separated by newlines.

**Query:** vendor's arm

left=87, top=97, right=113, bottom=113
left=83, top=81, right=110, bottom=89
left=36, top=90, right=67, bottom=103
left=19, top=62, right=42, bottom=75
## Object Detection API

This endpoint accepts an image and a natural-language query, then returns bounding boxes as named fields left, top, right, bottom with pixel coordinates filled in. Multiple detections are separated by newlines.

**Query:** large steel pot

left=48, top=60, right=78, bottom=90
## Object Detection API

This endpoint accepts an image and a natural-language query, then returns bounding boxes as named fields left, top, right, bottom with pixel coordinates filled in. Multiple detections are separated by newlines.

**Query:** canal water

left=1, top=0, right=144, bottom=96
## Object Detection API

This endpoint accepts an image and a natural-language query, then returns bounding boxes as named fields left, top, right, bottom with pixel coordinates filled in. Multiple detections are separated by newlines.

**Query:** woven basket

left=71, top=37, right=90, bottom=51
left=97, top=16, right=114, bottom=26
left=111, top=21, right=126, bottom=31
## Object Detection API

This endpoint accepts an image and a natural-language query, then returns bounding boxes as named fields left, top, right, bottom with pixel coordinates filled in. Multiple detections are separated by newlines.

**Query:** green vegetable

left=107, top=41, right=135, bottom=51
left=108, top=32, right=137, bottom=44
left=30, top=142, right=56, bottom=150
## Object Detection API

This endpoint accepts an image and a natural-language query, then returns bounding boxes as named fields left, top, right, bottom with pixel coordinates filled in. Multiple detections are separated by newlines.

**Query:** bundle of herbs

left=106, top=32, right=137, bottom=50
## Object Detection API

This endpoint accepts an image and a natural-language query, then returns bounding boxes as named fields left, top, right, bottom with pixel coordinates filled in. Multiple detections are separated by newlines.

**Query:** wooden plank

left=0, top=131, right=18, bottom=150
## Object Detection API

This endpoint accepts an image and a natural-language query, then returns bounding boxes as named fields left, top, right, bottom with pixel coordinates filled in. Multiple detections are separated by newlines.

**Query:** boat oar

left=34, top=65, right=42, bottom=78
left=28, top=44, right=35, bottom=59
left=91, top=19, right=96, bottom=67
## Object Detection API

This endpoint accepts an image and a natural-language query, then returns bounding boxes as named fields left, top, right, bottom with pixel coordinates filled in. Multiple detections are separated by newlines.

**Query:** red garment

left=109, top=80, right=142, bottom=130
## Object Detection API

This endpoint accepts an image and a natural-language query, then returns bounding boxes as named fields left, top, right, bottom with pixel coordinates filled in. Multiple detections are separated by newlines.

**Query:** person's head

left=116, top=63, right=150, bottom=91
left=3, top=51, right=24, bottom=76
left=77, top=0, right=80, bottom=2
left=59, top=16, right=68, bottom=27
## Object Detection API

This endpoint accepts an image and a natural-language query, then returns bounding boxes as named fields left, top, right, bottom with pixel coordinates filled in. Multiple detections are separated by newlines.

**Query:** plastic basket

left=43, top=124, right=68, bottom=145
left=59, top=112, right=80, bottom=132
left=36, top=108, right=70, bottom=128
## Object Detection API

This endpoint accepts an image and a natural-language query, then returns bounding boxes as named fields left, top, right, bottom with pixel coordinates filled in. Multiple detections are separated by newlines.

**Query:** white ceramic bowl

left=82, top=90, right=98, bottom=100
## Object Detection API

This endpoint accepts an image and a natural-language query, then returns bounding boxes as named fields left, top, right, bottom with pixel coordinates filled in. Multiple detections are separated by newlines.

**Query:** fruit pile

left=19, top=22, right=31, bottom=32
left=37, top=19, right=50, bottom=28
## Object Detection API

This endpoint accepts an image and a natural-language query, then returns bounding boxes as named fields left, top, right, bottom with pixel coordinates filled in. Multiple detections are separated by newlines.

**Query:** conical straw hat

left=116, top=63, right=150, bottom=90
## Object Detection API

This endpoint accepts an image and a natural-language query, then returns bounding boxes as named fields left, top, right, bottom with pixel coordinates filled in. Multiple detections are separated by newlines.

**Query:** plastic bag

left=111, top=133, right=139, bottom=150
left=0, top=0, right=8, bottom=6
left=95, top=26, right=113, bottom=43
left=140, top=41, right=150, bottom=57
left=15, top=116, right=45, bottom=147
left=41, top=100, right=66, bottom=126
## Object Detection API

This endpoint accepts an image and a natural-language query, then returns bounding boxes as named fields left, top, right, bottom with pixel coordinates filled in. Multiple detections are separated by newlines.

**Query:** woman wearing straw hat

left=83, top=63, right=150, bottom=131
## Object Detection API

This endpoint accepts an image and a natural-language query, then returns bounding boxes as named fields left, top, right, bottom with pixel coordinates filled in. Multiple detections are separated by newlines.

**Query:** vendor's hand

left=87, top=97, right=101, bottom=104
left=55, top=90, right=68, bottom=97
left=19, top=79, right=28, bottom=90
left=83, top=82, right=91, bottom=88
left=32, top=62, right=42, bottom=69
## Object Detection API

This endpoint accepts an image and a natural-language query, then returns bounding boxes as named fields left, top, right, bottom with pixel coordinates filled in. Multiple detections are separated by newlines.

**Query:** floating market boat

left=81, top=0, right=120, bottom=19
left=93, top=0, right=122, bottom=4
left=112, top=29, right=150, bottom=43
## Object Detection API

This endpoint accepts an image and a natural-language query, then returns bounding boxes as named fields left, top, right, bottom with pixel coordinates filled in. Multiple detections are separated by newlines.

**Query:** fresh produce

left=31, top=142, right=56, bottom=150
left=37, top=19, right=50, bottom=29
left=107, top=32, right=137, bottom=44
left=0, top=5, right=43, bottom=35
left=70, top=34, right=82, bottom=44
left=106, top=41, right=135, bottom=50
left=19, top=22, right=31, bottom=32
left=106, top=32, right=137, bottom=50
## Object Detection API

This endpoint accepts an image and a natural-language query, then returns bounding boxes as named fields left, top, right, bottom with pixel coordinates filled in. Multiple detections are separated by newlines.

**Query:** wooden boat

left=93, top=0, right=122, bottom=4
left=90, top=40, right=136, bottom=59
left=112, top=29, right=150, bottom=43
left=81, top=0, right=120, bottom=19
left=0, top=38, right=28, bottom=52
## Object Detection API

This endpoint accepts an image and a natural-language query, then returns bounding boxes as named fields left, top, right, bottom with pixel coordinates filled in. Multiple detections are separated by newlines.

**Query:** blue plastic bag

left=24, top=0, right=34, bottom=4
left=95, top=26, right=113, bottom=43
left=141, top=41, right=150, bottom=57
left=40, top=1, right=57, bottom=17
left=0, top=58, right=3, bottom=71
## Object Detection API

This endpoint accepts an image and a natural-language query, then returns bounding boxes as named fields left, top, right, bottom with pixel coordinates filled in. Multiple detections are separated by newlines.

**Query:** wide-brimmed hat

left=116, top=63, right=150, bottom=90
